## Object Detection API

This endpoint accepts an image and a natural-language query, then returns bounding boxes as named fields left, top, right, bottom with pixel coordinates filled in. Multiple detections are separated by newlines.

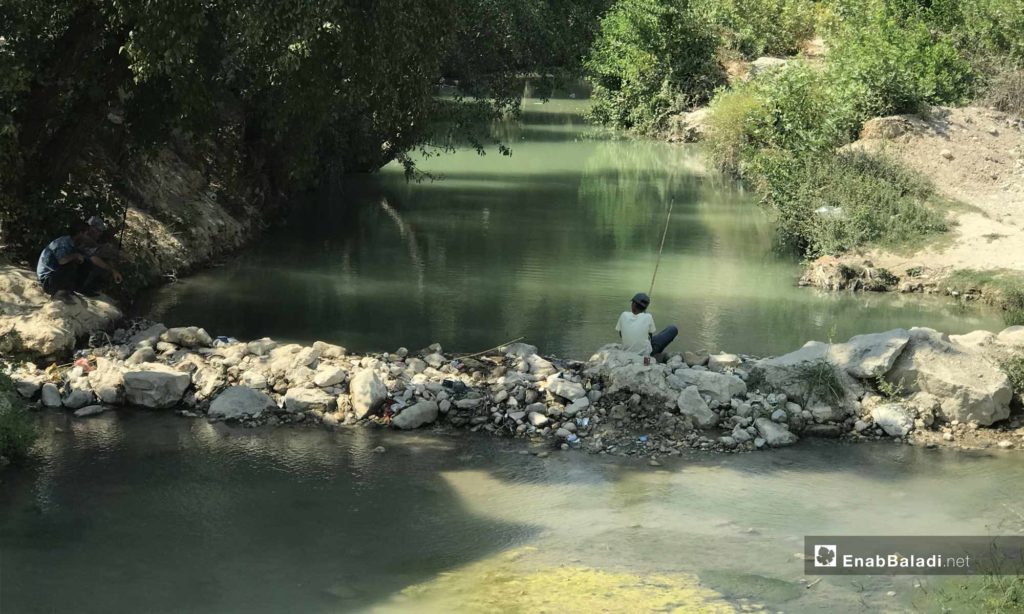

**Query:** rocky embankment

left=6, top=320, right=1024, bottom=456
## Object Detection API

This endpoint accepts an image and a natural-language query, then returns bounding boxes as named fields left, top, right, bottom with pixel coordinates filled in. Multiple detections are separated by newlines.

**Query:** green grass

left=944, top=269, right=1024, bottom=325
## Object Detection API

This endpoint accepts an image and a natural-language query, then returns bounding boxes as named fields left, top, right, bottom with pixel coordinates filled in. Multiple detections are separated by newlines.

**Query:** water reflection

left=138, top=99, right=1005, bottom=358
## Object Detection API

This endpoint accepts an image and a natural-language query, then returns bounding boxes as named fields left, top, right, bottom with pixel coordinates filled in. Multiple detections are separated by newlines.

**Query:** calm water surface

left=141, top=98, right=1003, bottom=358
left=2, top=412, right=1022, bottom=613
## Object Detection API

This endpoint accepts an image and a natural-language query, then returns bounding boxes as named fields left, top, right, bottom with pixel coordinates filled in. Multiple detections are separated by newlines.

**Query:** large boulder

left=676, top=386, right=716, bottom=427
left=749, top=342, right=860, bottom=409
left=884, top=328, right=1012, bottom=425
left=123, top=364, right=191, bottom=409
left=829, top=329, right=910, bottom=379
left=392, top=400, right=439, bottom=430
left=669, top=370, right=746, bottom=404
left=209, top=386, right=276, bottom=420
left=349, top=369, right=388, bottom=418
left=283, top=387, right=336, bottom=413
left=754, top=418, right=799, bottom=447
left=0, top=266, right=121, bottom=358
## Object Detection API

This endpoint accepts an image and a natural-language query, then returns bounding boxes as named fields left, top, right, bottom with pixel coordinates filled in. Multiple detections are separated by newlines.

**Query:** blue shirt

left=36, top=236, right=78, bottom=281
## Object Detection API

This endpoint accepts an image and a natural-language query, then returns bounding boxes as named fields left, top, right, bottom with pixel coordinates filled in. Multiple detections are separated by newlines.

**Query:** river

left=2, top=412, right=1021, bottom=612
left=139, top=97, right=1003, bottom=359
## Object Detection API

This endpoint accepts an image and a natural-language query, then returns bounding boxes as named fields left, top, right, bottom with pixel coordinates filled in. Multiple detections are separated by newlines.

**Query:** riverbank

left=800, top=107, right=1024, bottom=306
left=6, top=318, right=1023, bottom=460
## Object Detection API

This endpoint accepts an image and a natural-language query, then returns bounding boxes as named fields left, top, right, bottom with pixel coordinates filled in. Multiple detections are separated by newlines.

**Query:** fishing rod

left=117, top=202, right=129, bottom=251
left=648, top=197, right=674, bottom=298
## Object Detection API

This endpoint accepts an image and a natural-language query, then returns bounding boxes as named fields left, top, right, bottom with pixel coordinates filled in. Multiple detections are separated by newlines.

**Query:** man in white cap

left=36, top=218, right=123, bottom=298
left=615, top=292, right=678, bottom=361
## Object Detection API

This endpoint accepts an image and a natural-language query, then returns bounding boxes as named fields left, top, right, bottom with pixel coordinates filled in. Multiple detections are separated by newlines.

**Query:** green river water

left=140, top=97, right=1003, bottom=359
left=4, top=97, right=1019, bottom=613
left=1, top=413, right=1022, bottom=612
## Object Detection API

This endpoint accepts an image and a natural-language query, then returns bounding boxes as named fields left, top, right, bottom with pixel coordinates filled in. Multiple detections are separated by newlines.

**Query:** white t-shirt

left=616, top=311, right=656, bottom=356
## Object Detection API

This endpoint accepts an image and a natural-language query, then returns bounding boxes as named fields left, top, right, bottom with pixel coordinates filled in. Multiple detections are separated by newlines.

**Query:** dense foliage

left=0, top=373, right=36, bottom=462
left=585, top=0, right=724, bottom=133
left=693, top=0, right=818, bottom=58
left=0, top=1, right=609, bottom=260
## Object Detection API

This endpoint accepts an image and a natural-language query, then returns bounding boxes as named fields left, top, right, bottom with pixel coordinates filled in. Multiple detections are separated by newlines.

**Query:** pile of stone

left=6, top=321, right=1023, bottom=456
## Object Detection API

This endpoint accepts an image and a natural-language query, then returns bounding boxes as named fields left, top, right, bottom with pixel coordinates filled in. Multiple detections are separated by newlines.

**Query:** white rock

left=754, top=418, right=799, bottom=447
left=240, top=370, right=268, bottom=389
left=529, top=411, right=548, bottom=427
left=392, top=401, right=439, bottom=430
left=885, top=327, right=1011, bottom=425
left=313, top=365, right=346, bottom=388
left=89, top=357, right=124, bottom=404
left=424, top=353, right=446, bottom=369
left=870, top=403, right=915, bottom=437
left=209, top=386, right=276, bottom=420
left=349, top=369, right=388, bottom=418
left=161, top=326, right=213, bottom=348
left=771, top=409, right=787, bottom=422
left=284, top=387, right=336, bottom=413
left=123, top=365, right=191, bottom=409
left=547, top=378, right=586, bottom=401
left=14, top=377, right=41, bottom=399
left=677, top=386, right=717, bottom=427
left=672, top=370, right=746, bottom=404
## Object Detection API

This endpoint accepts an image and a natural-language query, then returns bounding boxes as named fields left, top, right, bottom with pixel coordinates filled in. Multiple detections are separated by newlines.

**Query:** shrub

left=757, top=150, right=948, bottom=256
left=586, top=0, right=725, bottom=133
left=0, top=373, right=37, bottom=463
left=1004, top=288, right=1024, bottom=327
left=693, top=0, right=819, bottom=59
left=1003, top=354, right=1024, bottom=396
left=705, top=62, right=853, bottom=176
left=826, top=0, right=976, bottom=121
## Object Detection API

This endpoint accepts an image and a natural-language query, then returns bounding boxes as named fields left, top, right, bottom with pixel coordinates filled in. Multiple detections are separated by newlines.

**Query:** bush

left=1004, top=288, right=1024, bottom=326
left=0, top=374, right=37, bottom=463
left=586, top=0, right=725, bottom=133
left=756, top=150, right=948, bottom=256
left=705, top=62, right=853, bottom=176
left=693, top=0, right=819, bottom=59
left=826, top=0, right=976, bottom=121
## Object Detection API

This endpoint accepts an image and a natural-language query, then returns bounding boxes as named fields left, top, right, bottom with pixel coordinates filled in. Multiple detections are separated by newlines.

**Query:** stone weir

left=6, top=322, right=1024, bottom=456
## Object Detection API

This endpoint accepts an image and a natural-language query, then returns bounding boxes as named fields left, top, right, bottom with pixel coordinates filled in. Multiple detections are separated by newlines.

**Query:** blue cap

left=631, top=293, right=650, bottom=308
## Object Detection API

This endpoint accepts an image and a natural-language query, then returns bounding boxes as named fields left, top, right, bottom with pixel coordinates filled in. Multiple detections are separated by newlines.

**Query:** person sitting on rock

left=615, top=292, right=677, bottom=361
left=36, top=219, right=123, bottom=298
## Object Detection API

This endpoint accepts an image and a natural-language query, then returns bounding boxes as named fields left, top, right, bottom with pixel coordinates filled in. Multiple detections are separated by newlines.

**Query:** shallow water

left=139, top=98, right=1004, bottom=359
left=2, top=412, right=1023, bottom=612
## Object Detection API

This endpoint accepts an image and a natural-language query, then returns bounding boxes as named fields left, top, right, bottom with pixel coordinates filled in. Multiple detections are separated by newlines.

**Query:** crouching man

left=37, top=219, right=123, bottom=298
left=615, top=292, right=678, bottom=362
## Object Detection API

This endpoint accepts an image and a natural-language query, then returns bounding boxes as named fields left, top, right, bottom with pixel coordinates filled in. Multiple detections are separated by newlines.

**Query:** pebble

left=373, top=446, right=386, bottom=453
left=648, top=459, right=661, bottom=467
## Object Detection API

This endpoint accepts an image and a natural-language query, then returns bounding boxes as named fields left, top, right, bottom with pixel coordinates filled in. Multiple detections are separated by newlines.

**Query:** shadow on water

left=0, top=413, right=541, bottom=613
left=3, top=413, right=1024, bottom=613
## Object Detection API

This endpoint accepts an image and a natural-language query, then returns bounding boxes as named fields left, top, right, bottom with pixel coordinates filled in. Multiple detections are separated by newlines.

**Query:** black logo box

left=804, top=536, right=1024, bottom=576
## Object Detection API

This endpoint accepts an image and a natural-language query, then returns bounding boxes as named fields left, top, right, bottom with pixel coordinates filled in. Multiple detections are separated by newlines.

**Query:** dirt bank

left=803, top=106, right=1024, bottom=298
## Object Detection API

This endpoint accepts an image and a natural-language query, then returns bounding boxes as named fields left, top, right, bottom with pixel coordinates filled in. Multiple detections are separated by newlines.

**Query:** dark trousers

left=41, top=261, right=108, bottom=296
left=651, top=325, right=678, bottom=355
